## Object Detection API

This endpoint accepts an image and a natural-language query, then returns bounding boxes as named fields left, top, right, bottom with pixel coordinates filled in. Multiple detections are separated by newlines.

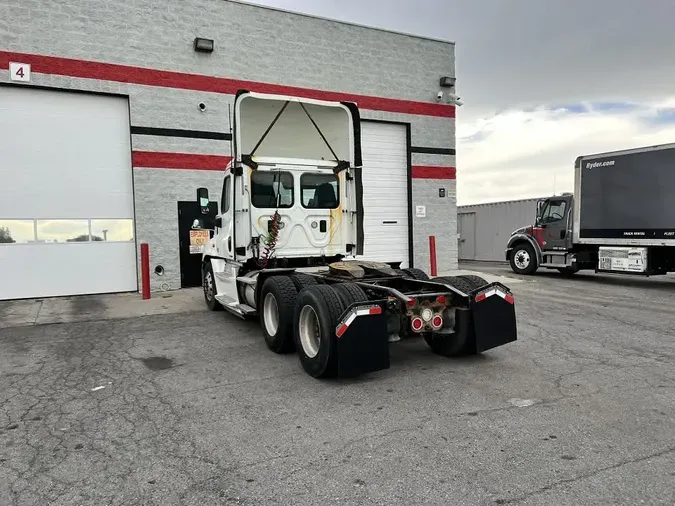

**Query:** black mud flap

left=334, top=302, right=390, bottom=378
left=470, top=283, right=518, bottom=353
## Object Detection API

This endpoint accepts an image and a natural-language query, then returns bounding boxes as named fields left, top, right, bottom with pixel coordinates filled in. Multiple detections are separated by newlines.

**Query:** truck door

left=217, top=174, right=234, bottom=259
left=538, top=198, right=570, bottom=250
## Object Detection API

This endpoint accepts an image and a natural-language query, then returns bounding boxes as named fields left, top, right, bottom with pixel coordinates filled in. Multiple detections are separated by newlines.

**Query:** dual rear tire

left=423, top=274, right=489, bottom=357
left=259, top=275, right=368, bottom=378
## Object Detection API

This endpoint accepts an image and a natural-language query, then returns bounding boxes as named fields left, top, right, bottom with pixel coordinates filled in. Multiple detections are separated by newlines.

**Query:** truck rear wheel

left=293, top=285, right=346, bottom=378
left=455, top=275, right=489, bottom=291
left=426, top=276, right=478, bottom=356
left=260, top=276, right=298, bottom=354
left=332, top=283, right=369, bottom=307
left=424, top=323, right=475, bottom=357
left=433, top=275, right=475, bottom=295
left=509, top=242, right=538, bottom=275
left=402, top=268, right=430, bottom=281
left=290, top=273, right=319, bottom=291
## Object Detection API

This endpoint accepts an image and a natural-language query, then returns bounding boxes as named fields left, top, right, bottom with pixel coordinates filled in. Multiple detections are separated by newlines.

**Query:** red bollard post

left=429, top=236, right=438, bottom=277
left=140, top=243, right=151, bottom=300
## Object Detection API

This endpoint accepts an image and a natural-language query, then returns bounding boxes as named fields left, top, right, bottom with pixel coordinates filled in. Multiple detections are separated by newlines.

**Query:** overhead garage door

left=359, top=121, right=410, bottom=268
left=0, top=87, right=137, bottom=301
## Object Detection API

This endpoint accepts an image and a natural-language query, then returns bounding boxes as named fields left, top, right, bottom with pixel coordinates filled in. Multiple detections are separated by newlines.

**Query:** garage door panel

left=359, top=121, right=409, bottom=268
left=0, top=87, right=137, bottom=300
left=0, top=243, right=138, bottom=300
left=0, top=88, right=133, bottom=220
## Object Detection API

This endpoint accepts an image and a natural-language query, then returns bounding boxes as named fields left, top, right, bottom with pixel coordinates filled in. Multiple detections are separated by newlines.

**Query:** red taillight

left=432, top=315, right=443, bottom=328
left=437, top=295, right=447, bottom=304
left=407, top=298, right=417, bottom=308
left=411, top=317, right=424, bottom=332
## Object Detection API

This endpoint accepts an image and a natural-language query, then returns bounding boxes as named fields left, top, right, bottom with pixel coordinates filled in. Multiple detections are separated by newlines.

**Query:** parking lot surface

left=1, top=265, right=675, bottom=505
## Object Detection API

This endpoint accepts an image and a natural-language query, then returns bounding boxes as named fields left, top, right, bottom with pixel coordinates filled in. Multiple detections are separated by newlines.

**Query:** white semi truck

left=199, top=90, right=518, bottom=379
left=507, top=143, right=675, bottom=277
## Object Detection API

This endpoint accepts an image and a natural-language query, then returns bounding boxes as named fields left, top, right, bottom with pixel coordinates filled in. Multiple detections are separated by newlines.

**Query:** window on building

left=251, top=171, right=294, bottom=208
left=36, top=219, right=90, bottom=243
left=0, top=220, right=35, bottom=244
left=301, top=174, right=340, bottom=209
left=90, top=219, right=134, bottom=242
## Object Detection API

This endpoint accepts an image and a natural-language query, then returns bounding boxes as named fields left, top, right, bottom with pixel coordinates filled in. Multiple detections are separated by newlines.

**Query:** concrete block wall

left=1, top=0, right=458, bottom=291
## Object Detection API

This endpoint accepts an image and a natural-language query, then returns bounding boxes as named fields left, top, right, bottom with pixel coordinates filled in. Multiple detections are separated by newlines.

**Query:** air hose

left=257, top=210, right=281, bottom=269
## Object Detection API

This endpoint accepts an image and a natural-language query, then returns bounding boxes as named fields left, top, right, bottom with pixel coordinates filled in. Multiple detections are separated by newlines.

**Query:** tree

left=0, top=227, right=15, bottom=244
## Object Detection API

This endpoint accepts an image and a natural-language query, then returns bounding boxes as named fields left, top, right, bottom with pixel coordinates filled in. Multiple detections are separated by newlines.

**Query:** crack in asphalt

left=497, top=446, right=675, bottom=504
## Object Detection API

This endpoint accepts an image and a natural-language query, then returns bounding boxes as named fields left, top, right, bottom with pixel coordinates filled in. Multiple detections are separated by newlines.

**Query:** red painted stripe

left=0, top=51, right=455, bottom=118
left=132, top=151, right=232, bottom=171
left=411, top=165, right=456, bottom=180
left=131, top=152, right=456, bottom=180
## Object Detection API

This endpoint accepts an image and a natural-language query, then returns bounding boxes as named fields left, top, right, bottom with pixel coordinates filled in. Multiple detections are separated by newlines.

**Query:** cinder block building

left=0, top=0, right=458, bottom=300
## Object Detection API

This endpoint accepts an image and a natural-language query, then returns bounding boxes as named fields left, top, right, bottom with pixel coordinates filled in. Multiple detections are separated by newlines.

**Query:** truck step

left=215, top=295, right=257, bottom=318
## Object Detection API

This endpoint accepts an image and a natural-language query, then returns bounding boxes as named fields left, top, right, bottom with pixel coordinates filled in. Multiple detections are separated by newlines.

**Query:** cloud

left=245, top=0, right=675, bottom=206
left=457, top=98, right=675, bottom=205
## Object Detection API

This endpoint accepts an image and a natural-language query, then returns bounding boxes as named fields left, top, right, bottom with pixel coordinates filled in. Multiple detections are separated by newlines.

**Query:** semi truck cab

left=506, top=193, right=579, bottom=275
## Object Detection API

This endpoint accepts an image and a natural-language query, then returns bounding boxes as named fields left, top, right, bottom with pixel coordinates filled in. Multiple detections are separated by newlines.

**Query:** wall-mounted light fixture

left=439, top=76, right=456, bottom=88
left=194, top=37, right=214, bottom=53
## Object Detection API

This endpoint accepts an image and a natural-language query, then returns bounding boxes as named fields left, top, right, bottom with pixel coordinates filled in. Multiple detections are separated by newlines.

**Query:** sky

left=245, top=0, right=675, bottom=205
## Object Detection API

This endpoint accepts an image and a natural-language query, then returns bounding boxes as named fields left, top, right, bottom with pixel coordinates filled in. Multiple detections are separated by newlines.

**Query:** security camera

left=198, top=102, right=206, bottom=112
left=436, top=91, right=444, bottom=102
left=447, top=93, right=463, bottom=107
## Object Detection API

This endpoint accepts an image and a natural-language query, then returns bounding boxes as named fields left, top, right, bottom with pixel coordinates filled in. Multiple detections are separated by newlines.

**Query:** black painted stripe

left=130, top=126, right=231, bottom=141
left=411, top=146, right=456, bottom=155
left=129, top=127, right=453, bottom=156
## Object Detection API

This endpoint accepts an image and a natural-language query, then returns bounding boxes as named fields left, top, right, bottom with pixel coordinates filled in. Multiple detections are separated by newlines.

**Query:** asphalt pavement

left=1, top=264, right=675, bottom=505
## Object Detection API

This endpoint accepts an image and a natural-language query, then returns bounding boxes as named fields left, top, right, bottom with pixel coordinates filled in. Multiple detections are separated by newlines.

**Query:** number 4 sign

left=9, top=62, right=31, bottom=82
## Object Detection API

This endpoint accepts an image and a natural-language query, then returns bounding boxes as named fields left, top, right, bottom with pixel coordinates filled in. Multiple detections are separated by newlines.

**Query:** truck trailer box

left=572, top=143, right=675, bottom=246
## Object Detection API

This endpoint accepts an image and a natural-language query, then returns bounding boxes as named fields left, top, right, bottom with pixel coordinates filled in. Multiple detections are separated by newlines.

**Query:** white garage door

left=359, top=121, right=410, bottom=268
left=0, top=87, right=137, bottom=301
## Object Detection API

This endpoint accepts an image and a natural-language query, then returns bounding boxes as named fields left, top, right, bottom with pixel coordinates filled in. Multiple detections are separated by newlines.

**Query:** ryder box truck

left=506, top=143, right=675, bottom=277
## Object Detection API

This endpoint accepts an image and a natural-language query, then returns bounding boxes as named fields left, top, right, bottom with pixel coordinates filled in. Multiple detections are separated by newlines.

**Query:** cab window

left=301, top=174, right=339, bottom=209
left=251, top=171, right=294, bottom=208
left=540, top=200, right=567, bottom=224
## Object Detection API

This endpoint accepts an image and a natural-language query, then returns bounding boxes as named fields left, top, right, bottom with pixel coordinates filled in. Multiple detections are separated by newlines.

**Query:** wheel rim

left=204, top=271, right=214, bottom=300
left=514, top=249, right=531, bottom=270
left=298, top=305, right=320, bottom=358
left=263, top=293, right=280, bottom=336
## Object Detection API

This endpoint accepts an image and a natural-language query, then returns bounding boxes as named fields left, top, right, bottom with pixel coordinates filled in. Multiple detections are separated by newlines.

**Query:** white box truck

left=506, top=143, right=675, bottom=276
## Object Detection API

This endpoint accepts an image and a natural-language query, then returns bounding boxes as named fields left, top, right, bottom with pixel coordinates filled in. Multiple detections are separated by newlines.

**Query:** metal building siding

left=458, top=198, right=542, bottom=262
left=1, top=0, right=457, bottom=291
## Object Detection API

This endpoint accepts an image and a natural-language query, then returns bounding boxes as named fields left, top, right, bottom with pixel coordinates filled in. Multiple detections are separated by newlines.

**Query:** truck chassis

left=203, top=259, right=518, bottom=379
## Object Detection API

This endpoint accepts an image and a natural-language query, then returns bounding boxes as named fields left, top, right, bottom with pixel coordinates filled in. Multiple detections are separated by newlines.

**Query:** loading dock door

left=359, top=121, right=410, bottom=268
left=0, top=87, right=137, bottom=300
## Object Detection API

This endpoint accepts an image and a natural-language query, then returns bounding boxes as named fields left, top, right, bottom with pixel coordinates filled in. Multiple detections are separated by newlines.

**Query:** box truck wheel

left=293, top=285, right=346, bottom=378
left=509, top=243, right=538, bottom=275
left=203, top=261, right=222, bottom=311
left=260, top=276, right=299, bottom=354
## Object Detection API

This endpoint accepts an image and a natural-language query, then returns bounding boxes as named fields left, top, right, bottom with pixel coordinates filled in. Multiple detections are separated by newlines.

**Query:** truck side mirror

left=197, top=187, right=210, bottom=215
